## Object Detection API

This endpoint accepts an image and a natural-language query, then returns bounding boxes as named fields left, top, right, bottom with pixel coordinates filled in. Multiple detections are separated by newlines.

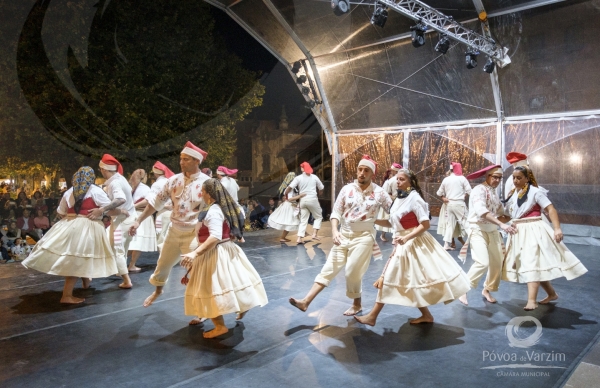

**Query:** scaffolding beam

left=376, top=0, right=511, bottom=67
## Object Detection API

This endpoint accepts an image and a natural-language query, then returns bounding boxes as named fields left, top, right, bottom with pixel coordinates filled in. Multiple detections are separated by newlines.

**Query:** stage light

left=331, top=0, right=349, bottom=16
left=291, top=61, right=302, bottom=74
left=483, top=57, right=495, bottom=73
left=301, top=86, right=310, bottom=95
left=296, top=75, right=307, bottom=84
left=410, top=23, right=427, bottom=48
left=435, top=34, right=450, bottom=54
left=465, top=49, right=479, bottom=69
left=370, top=2, right=388, bottom=28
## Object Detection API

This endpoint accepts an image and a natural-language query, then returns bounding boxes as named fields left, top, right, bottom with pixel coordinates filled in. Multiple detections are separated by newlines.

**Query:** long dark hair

left=381, top=169, right=393, bottom=185
left=397, top=169, right=425, bottom=200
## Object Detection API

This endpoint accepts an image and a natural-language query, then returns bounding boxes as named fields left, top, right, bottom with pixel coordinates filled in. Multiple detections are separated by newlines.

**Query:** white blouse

left=202, top=204, right=225, bottom=240
left=505, top=185, right=551, bottom=219
left=57, top=186, right=112, bottom=215
left=389, top=191, right=429, bottom=231
left=132, top=183, right=151, bottom=203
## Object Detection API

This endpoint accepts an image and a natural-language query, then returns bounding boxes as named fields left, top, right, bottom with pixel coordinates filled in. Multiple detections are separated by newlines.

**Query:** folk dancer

left=355, top=169, right=470, bottom=325
left=129, top=141, right=210, bottom=311
left=375, top=162, right=402, bottom=242
left=458, top=164, right=517, bottom=305
left=502, top=166, right=587, bottom=310
left=284, top=162, right=324, bottom=244
left=289, top=155, right=392, bottom=316
left=436, top=162, right=471, bottom=250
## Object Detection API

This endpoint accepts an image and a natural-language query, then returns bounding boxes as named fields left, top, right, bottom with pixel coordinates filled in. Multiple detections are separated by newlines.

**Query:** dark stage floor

left=1, top=222, right=599, bottom=388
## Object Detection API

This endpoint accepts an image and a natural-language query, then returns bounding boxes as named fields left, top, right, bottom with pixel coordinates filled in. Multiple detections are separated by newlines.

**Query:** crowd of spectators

left=241, top=197, right=279, bottom=230
left=0, top=183, right=65, bottom=263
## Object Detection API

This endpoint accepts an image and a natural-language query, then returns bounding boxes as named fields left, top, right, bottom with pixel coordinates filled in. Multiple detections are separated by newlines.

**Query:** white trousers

left=109, top=214, right=135, bottom=276
left=149, top=226, right=198, bottom=287
left=315, top=230, right=373, bottom=299
left=443, top=203, right=467, bottom=243
left=298, top=197, right=323, bottom=237
left=465, top=226, right=504, bottom=291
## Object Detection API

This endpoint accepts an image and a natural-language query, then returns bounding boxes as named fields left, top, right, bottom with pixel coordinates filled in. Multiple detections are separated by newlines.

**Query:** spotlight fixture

left=434, top=34, right=450, bottom=54
left=291, top=61, right=302, bottom=74
left=483, top=57, right=495, bottom=73
left=331, top=0, right=349, bottom=16
left=410, top=23, right=427, bottom=48
left=296, top=75, right=307, bottom=84
left=465, top=49, right=479, bottom=69
left=370, top=2, right=388, bottom=28
left=301, top=86, right=310, bottom=95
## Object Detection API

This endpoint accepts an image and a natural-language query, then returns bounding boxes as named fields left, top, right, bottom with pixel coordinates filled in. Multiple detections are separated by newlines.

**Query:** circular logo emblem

left=505, top=316, right=543, bottom=348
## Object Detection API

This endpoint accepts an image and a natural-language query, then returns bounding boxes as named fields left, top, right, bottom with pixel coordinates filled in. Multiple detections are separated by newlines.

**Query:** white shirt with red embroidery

left=146, top=171, right=210, bottom=231
left=467, top=183, right=503, bottom=225
left=331, top=181, right=392, bottom=233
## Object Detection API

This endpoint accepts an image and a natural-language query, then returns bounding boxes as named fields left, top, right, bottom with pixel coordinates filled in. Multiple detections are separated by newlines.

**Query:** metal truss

left=376, top=0, right=511, bottom=67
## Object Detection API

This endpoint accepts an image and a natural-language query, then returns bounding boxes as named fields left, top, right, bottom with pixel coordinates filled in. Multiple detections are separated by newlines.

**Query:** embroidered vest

left=67, top=197, right=98, bottom=215
left=197, top=221, right=231, bottom=243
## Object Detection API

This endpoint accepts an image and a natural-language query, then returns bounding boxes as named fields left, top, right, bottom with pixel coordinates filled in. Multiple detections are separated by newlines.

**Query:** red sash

left=197, top=221, right=231, bottom=243
left=67, top=197, right=98, bottom=214
left=523, top=204, right=541, bottom=218
left=400, top=212, right=420, bottom=229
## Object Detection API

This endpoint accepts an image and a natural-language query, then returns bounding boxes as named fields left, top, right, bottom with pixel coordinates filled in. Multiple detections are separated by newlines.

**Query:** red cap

left=217, top=166, right=238, bottom=176
left=181, top=141, right=208, bottom=163
left=451, top=162, right=463, bottom=176
left=152, top=161, right=174, bottom=178
left=358, top=155, right=378, bottom=174
left=506, top=152, right=528, bottom=165
left=99, top=154, right=123, bottom=175
left=300, top=162, right=313, bottom=174
left=466, top=164, right=502, bottom=180
left=391, top=162, right=402, bottom=171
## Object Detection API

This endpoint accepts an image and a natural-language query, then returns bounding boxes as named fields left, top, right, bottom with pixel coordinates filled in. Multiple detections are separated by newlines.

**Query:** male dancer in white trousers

left=289, top=155, right=392, bottom=315
left=129, top=141, right=210, bottom=308
left=458, top=164, right=516, bottom=305
left=284, top=161, right=324, bottom=244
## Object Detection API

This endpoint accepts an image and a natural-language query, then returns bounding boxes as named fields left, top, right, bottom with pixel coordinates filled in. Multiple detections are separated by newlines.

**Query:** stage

left=1, top=222, right=599, bottom=388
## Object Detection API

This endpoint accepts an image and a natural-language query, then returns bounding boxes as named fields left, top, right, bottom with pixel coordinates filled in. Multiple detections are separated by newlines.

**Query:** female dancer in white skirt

left=181, top=179, right=268, bottom=338
left=127, top=169, right=157, bottom=272
left=503, top=166, right=587, bottom=310
left=268, top=172, right=305, bottom=242
left=355, top=169, right=471, bottom=325
left=22, top=167, right=123, bottom=304
left=375, top=163, right=401, bottom=242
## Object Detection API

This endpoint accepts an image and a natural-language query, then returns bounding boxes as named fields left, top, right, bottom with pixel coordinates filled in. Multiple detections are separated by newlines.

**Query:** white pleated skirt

left=268, top=202, right=300, bottom=231
left=22, top=215, right=118, bottom=278
left=129, top=210, right=157, bottom=252
left=378, top=228, right=471, bottom=307
left=184, top=241, right=268, bottom=318
left=503, top=217, right=587, bottom=283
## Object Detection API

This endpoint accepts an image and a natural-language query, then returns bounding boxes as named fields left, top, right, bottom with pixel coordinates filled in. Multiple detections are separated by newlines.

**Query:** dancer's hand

left=554, top=228, right=563, bottom=243
left=332, top=230, right=343, bottom=246
left=373, top=277, right=384, bottom=289
left=128, top=222, right=139, bottom=236
left=393, top=235, right=410, bottom=245
left=500, top=223, right=517, bottom=235
left=180, top=252, right=197, bottom=268
left=87, top=208, right=103, bottom=220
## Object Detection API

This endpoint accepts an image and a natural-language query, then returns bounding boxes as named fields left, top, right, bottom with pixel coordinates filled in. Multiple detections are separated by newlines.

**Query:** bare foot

left=450, top=242, right=456, bottom=250
left=343, top=305, right=362, bottom=316
left=289, top=297, right=308, bottom=312
left=539, top=293, right=559, bottom=305
left=236, top=311, right=248, bottom=320
left=279, top=239, right=291, bottom=243
left=60, top=296, right=85, bottom=304
left=524, top=301, right=538, bottom=311
left=354, top=314, right=376, bottom=326
left=81, top=278, right=92, bottom=289
left=459, top=294, right=468, bottom=305
left=296, top=239, right=304, bottom=245
left=128, top=266, right=141, bottom=273
left=311, top=235, right=321, bottom=241
left=119, top=283, right=132, bottom=289
left=482, top=290, right=497, bottom=303
left=203, top=326, right=229, bottom=339
left=410, top=315, right=434, bottom=324
left=189, top=317, right=207, bottom=325
left=143, top=291, right=163, bottom=307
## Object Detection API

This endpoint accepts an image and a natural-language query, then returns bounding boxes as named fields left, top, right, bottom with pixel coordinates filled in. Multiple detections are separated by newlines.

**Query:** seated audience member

left=250, top=199, right=267, bottom=229
left=16, top=191, right=31, bottom=212
left=33, top=209, right=51, bottom=235
left=10, top=237, right=30, bottom=261
left=261, top=198, right=278, bottom=227
left=17, top=209, right=39, bottom=242
left=5, top=221, right=21, bottom=247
